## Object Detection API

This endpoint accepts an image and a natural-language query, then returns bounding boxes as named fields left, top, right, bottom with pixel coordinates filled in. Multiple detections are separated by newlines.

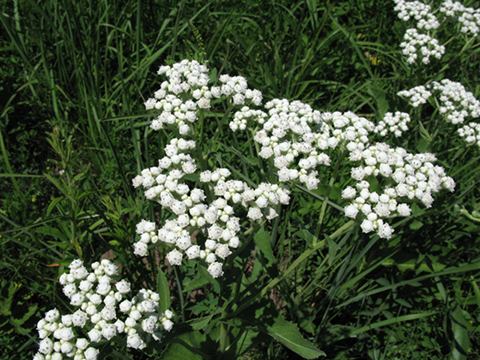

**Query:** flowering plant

left=31, top=0, right=480, bottom=358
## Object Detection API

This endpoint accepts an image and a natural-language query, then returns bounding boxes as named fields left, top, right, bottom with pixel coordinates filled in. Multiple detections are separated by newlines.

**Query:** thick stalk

left=226, top=220, right=355, bottom=319
left=314, top=150, right=346, bottom=242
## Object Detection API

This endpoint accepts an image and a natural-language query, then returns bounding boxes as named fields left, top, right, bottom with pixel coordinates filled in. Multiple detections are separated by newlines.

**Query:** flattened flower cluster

left=399, top=28, right=445, bottom=65
left=393, top=0, right=444, bottom=65
left=397, top=85, right=432, bottom=107
left=134, top=59, right=458, bottom=268
left=428, top=80, right=480, bottom=124
left=394, top=0, right=440, bottom=30
left=342, top=143, right=455, bottom=238
left=242, top=99, right=328, bottom=189
left=374, top=112, right=411, bottom=138
left=458, top=122, right=480, bottom=147
left=440, top=0, right=480, bottom=36
left=34, top=259, right=173, bottom=360
left=399, top=80, right=480, bottom=147
left=144, top=59, right=262, bottom=135
left=133, top=151, right=290, bottom=278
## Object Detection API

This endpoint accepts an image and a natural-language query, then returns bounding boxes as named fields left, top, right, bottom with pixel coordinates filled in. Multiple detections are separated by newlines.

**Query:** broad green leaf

left=264, top=315, right=325, bottom=359
left=183, top=272, right=210, bottom=293
left=11, top=303, right=38, bottom=328
left=367, top=85, right=389, bottom=119
left=157, top=268, right=171, bottom=313
left=409, top=219, right=423, bottom=230
left=161, top=331, right=207, bottom=360
left=450, top=306, right=470, bottom=360
left=254, top=229, right=275, bottom=265
left=187, top=314, right=214, bottom=331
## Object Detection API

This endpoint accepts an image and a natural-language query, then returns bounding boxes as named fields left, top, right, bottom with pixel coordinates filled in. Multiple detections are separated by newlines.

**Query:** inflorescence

left=34, top=259, right=173, bottom=360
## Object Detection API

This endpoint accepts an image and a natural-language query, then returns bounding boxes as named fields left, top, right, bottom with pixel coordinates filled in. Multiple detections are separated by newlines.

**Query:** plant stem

left=226, top=219, right=355, bottom=319
left=314, top=150, right=346, bottom=242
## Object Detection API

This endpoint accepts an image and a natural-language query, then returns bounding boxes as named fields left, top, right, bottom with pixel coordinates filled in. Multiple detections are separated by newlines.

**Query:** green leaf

left=295, top=229, right=315, bottom=248
left=450, top=306, right=470, bottom=360
left=187, top=314, right=214, bottom=331
left=161, top=331, right=207, bottom=360
left=254, top=229, right=275, bottom=265
left=11, top=303, right=37, bottom=328
left=264, top=315, right=325, bottom=359
left=46, top=197, right=64, bottom=216
left=157, top=268, right=171, bottom=313
left=409, top=219, right=423, bottom=230
left=183, top=272, right=210, bottom=293
left=367, top=85, right=389, bottom=119
left=36, top=226, right=69, bottom=242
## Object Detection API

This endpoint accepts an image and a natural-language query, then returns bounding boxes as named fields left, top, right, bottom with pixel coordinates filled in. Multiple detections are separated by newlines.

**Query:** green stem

left=227, top=220, right=355, bottom=319
left=219, top=317, right=228, bottom=353
left=314, top=150, right=346, bottom=241
left=174, top=266, right=186, bottom=321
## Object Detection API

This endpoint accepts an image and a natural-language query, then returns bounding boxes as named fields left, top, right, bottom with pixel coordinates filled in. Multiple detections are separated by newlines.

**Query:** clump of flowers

left=33, top=259, right=174, bottom=360
left=398, top=79, right=480, bottom=147
left=458, top=122, right=480, bottom=147
left=394, top=0, right=440, bottom=30
left=341, top=143, right=455, bottom=238
left=428, top=80, right=480, bottom=124
left=397, top=85, right=432, bottom=107
left=374, top=112, right=411, bottom=138
left=399, top=28, right=445, bottom=65
left=131, top=58, right=458, bottom=256
left=439, top=0, right=480, bottom=36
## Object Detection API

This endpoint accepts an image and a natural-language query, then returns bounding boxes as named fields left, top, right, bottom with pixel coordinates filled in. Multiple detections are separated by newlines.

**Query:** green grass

left=1, top=0, right=480, bottom=359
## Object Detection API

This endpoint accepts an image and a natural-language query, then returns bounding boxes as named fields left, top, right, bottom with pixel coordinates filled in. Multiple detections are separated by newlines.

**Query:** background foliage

left=1, top=0, right=480, bottom=359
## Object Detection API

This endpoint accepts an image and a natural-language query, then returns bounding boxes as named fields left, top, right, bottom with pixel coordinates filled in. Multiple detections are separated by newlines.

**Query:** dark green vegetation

left=1, top=0, right=480, bottom=359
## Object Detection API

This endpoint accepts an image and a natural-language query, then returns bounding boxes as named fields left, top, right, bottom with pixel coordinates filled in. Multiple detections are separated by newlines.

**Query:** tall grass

left=1, top=0, right=480, bottom=359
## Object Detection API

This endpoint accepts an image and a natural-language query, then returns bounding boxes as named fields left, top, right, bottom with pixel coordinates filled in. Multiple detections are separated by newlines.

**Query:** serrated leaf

left=12, top=303, right=37, bottom=329
left=156, top=268, right=171, bottom=313
left=254, top=229, right=275, bottom=265
left=264, top=315, right=325, bottom=359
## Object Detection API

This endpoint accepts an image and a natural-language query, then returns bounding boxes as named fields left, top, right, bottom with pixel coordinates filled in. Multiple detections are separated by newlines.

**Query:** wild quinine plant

left=33, top=0, right=480, bottom=358
left=34, top=59, right=457, bottom=360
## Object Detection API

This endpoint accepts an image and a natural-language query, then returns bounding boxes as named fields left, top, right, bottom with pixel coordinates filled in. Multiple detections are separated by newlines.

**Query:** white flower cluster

left=133, top=152, right=290, bottom=278
left=229, top=107, right=268, bottom=132
left=249, top=99, right=328, bottom=189
left=132, top=137, right=197, bottom=204
left=393, top=0, right=445, bottom=64
left=320, top=111, right=375, bottom=162
left=394, top=0, right=440, bottom=30
left=342, top=143, right=455, bottom=238
left=428, top=79, right=480, bottom=124
left=397, top=85, right=432, bottom=107
left=399, top=28, right=445, bottom=64
left=458, top=122, right=480, bottom=147
left=135, top=59, right=458, bottom=272
left=439, top=0, right=480, bottom=36
left=374, top=112, right=411, bottom=137
left=34, top=259, right=173, bottom=360
left=144, top=59, right=262, bottom=134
